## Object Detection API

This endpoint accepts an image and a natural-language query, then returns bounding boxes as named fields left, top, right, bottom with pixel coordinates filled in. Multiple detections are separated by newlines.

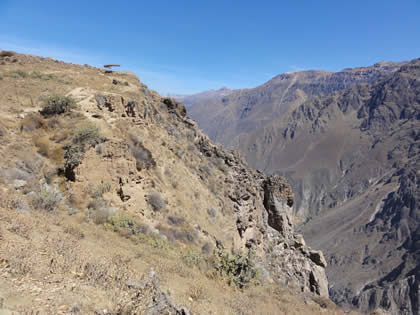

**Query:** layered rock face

left=67, top=78, right=330, bottom=299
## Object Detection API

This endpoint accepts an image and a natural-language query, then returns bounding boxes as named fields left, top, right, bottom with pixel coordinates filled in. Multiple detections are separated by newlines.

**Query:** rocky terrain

left=179, top=59, right=420, bottom=314
left=0, top=51, right=346, bottom=314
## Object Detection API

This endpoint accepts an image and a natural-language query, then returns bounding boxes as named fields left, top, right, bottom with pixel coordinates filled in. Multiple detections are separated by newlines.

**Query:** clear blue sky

left=1, top=0, right=419, bottom=94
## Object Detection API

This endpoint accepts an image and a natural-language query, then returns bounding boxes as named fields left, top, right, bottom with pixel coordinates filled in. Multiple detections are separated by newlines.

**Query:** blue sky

left=1, top=0, right=419, bottom=94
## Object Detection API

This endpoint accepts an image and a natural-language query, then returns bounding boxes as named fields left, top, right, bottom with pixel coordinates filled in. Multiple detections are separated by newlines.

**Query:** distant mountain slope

left=278, top=59, right=420, bottom=314
left=179, top=59, right=419, bottom=314
left=169, top=87, right=233, bottom=106
left=182, top=61, right=404, bottom=149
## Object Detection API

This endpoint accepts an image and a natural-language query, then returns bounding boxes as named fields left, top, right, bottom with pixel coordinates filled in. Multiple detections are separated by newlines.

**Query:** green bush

left=40, top=95, right=76, bottom=117
left=72, top=124, right=106, bottom=149
left=63, top=144, right=83, bottom=170
left=212, top=247, right=258, bottom=288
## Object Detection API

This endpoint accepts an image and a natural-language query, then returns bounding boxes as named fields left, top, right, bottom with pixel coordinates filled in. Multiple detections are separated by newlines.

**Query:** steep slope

left=183, top=62, right=404, bottom=150
left=270, top=59, right=420, bottom=314
left=0, top=51, right=344, bottom=314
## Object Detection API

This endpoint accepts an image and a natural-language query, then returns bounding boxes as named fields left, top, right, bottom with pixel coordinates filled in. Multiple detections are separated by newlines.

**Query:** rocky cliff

left=0, top=51, right=340, bottom=314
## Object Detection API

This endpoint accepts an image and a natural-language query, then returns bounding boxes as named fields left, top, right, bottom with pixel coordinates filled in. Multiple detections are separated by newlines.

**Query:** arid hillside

left=0, top=51, right=350, bottom=315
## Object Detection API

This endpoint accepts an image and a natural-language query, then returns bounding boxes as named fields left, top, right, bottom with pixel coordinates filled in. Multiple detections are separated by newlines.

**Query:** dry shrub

left=147, top=192, right=166, bottom=212
left=7, top=221, right=30, bottom=239
left=33, top=135, right=52, bottom=157
left=87, top=198, right=117, bottom=224
left=88, top=183, right=112, bottom=198
left=52, top=128, right=70, bottom=143
left=167, top=215, right=185, bottom=226
left=181, top=250, right=204, bottom=268
left=129, top=134, right=156, bottom=171
left=63, top=224, right=85, bottom=239
left=187, top=283, right=206, bottom=302
left=49, top=145, right=64, bottom=164
left=20, top=113, right=46, bottom=132
left=31, top=184, right=62, bottom=212
left=156, top=224, right=198, bottom=244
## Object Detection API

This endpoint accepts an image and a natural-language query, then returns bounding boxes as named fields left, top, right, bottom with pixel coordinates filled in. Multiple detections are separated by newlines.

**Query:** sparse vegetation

left=40, top=95, right=76, bottom=117
left=30, top=71, right=56, bottom=80
left=105, top=215, right=169, bottom=249
left=6, top=70, right=27, bottom=78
